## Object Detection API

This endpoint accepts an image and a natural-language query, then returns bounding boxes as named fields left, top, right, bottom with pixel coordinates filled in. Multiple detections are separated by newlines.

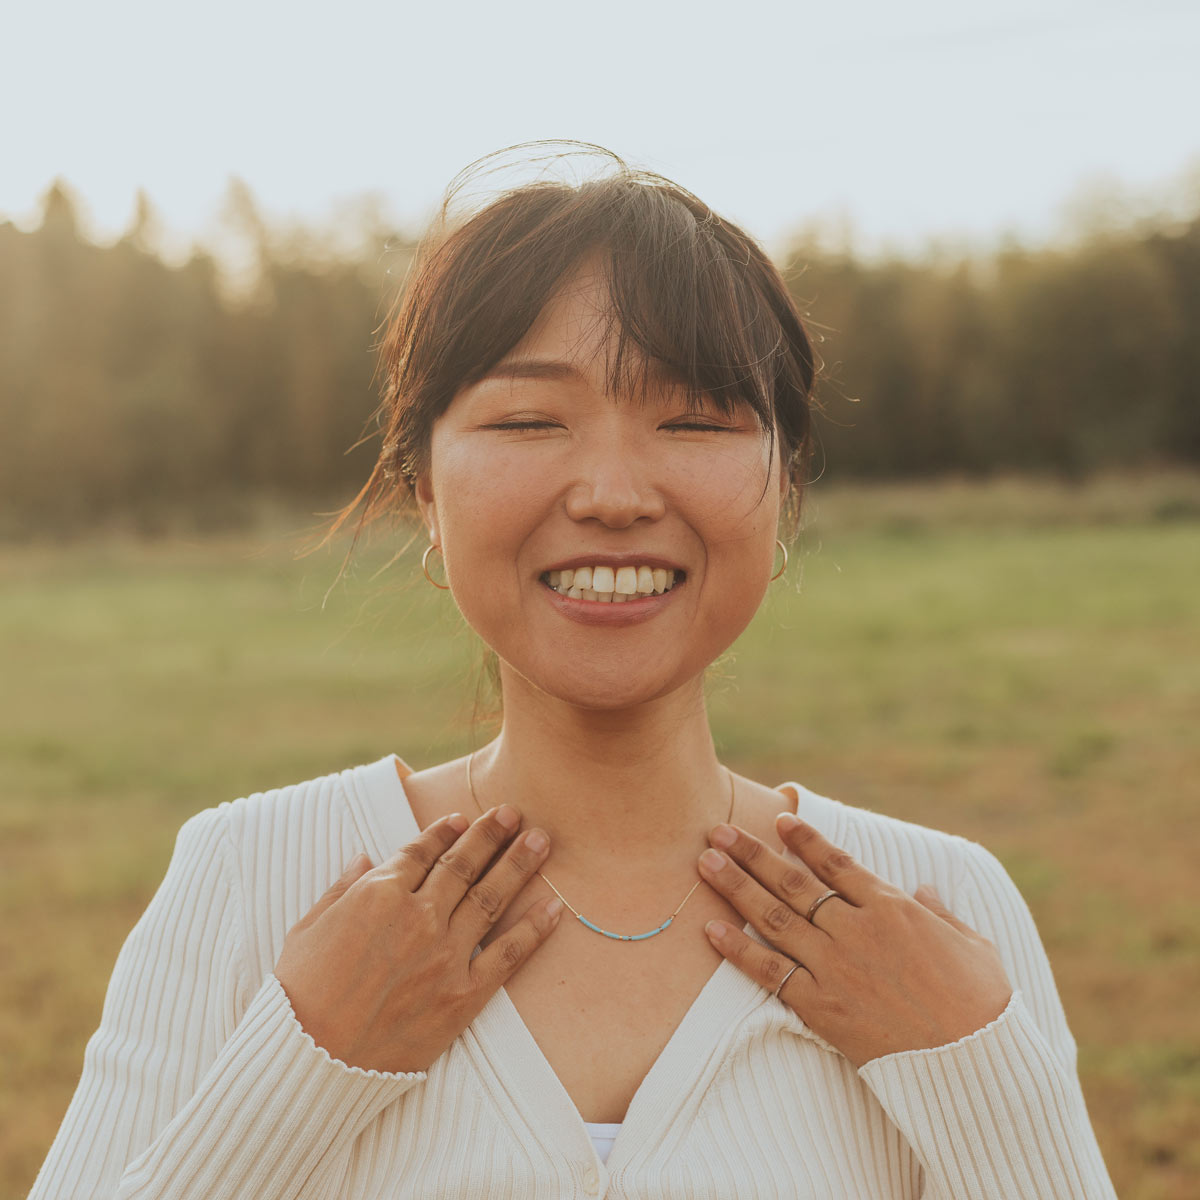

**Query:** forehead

left=513, top=259, right=613, bottom=359
left=474, top=259, right=685, bottom=399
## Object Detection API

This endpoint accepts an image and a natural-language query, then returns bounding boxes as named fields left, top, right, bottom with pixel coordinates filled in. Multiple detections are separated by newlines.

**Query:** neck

left=470, top=671, right=732, bottom=878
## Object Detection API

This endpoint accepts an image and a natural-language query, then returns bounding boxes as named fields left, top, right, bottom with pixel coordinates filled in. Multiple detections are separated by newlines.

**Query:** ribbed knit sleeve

left=28, top=804, right=425, bottom=1200
left=857, top=841, right=1116, bottom=1199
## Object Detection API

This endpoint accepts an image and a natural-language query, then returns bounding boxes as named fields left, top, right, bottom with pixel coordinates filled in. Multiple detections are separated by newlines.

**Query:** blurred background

left=2, top=1, right=1198, bottom=1197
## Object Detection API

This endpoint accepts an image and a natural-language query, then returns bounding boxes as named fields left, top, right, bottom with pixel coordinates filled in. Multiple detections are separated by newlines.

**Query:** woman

left=31, top=146, right=1116, bottom=1198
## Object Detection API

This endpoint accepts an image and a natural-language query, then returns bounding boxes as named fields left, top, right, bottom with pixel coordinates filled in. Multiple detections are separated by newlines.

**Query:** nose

left=563, top=433, right=666, bottom=529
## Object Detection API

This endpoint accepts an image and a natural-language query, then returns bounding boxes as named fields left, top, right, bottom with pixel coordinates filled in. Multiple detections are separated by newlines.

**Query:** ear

left=413, top=472, right=440, bottom=545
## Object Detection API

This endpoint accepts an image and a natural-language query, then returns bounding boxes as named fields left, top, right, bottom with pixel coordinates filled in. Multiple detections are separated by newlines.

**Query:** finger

left=775, top=813, right=888, bottom=906
left=469, top=896, right=564, bottom=993
left=698, top=848, right=821, bottom=957
left=419, top=804, right=522, bottom=912
left=708, top=823, right=852, bottom=930
left=705, top=918, right=815, bottom=1005
left=378, top=812, right=471, bottom=891
left=452, top=827, right=553, bottom=943
left=914, top=883, right=977, bottom=936
left=306, top=852, right=374, bottom=922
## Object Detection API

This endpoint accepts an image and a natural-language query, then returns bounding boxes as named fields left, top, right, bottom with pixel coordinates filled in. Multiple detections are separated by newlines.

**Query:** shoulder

left=785, top=783, right=1065, bottom=1021
left=181, top=754, right=408, bottom=973
left=782, top=781, right=1005, bottom=909
left=785, top=781, right=1070, bottom=1009
left=216, top=756, right=389, bottom=849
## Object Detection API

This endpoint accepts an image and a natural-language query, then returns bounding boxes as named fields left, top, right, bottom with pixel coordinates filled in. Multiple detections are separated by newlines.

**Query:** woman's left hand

left=698, top=814, right=1014, bottom=1069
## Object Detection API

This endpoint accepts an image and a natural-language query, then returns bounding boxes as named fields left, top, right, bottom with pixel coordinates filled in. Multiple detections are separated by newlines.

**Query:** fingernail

left=709, top=824, right=736, bottom=849
left=777, top=812, right=801, bottom=832
left=545, top=897, right=564, bottom=918
left=700, top=848, right=726, bottom=872
left=525, top=829, right=548, bottom=853
left=706, top=920, right=728, bottom=939
left=495, top=804, right=520, bottom=831
left=447, top=812, right=469, bottom=834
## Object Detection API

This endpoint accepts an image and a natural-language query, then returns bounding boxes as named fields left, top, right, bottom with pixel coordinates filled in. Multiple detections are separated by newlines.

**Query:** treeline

left=2, top=181, right=1198, bottom=535
left=0, top=184, right=412, bottom=536
left=787, top=219, right=1200, bottom=479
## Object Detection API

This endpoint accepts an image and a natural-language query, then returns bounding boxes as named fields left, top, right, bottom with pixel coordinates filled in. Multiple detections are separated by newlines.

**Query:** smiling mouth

left=540, top=564, right=684, bottom=603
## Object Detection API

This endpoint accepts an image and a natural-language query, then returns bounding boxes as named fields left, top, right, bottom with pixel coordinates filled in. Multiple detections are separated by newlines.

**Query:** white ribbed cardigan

left=30, top=755, right=1117, bottom=1199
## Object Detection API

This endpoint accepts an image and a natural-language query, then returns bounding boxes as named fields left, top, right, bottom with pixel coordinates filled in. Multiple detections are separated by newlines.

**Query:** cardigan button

left=582, top=1164, right=601, bottom=1193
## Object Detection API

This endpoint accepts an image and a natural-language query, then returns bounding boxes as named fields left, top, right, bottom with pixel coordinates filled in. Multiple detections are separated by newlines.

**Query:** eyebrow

left=474, top=356, right=683, bottom=389
left=474, top=358, right=585, bottom=385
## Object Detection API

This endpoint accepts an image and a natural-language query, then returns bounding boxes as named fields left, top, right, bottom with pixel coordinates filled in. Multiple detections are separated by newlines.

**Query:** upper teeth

left=543, top=565, right=678, bottom=602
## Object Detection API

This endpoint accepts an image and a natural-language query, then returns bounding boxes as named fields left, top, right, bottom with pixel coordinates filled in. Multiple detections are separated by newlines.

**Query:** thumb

left=914, top=883, right=975, bottom=934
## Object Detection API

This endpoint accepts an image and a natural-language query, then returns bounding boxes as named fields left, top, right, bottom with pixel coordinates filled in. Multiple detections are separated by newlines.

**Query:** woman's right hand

left=274, top=804, right=561, bottom=1073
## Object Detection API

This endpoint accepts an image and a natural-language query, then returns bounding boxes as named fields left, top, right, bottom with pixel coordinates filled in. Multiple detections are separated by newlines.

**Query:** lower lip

left=540, top=580, right=682, bottom=626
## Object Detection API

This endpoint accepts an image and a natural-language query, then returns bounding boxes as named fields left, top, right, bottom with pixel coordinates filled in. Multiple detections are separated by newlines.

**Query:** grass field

left=2, top=474, right=1198, bottom=1199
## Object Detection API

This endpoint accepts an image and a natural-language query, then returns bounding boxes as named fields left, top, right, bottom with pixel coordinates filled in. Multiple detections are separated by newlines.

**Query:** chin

left=551, top=685, right=676, bottom=713
left=503, top=653, right=697, bottom=713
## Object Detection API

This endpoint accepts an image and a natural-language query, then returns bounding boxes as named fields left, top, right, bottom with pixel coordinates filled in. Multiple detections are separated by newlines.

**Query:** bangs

left=358, top=151, right=813, bottom=529
left=444, top=179, right=785, bottom=431
left=582, top=188, right=784, bottom=431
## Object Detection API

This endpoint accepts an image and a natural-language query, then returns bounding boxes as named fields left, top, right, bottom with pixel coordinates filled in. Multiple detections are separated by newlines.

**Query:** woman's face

left=415, top=259, right=786, bottom=711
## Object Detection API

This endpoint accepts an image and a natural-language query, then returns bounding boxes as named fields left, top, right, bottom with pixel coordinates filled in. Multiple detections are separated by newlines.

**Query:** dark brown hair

left=330, top=142, right=817, bottom=549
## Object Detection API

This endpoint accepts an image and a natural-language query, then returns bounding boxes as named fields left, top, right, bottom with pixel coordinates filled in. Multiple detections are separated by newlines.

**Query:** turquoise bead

left=576, top=914, right=675, bottom=941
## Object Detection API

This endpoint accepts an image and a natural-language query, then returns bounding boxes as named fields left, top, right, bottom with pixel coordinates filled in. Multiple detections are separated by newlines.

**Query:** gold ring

left=804, top=889, right=840, bottom=923
left=772, top=962, right=801, bottom=999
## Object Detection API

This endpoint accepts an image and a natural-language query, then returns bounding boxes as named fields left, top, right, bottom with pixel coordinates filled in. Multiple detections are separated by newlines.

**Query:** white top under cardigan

left=584, top=1122, right=622, bottom=1165
left=30, top=754, right=1117, bottom=1199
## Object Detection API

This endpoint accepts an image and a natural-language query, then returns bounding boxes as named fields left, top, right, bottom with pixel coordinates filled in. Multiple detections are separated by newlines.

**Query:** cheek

left=702, top=543, right=775, bottom=640
left=430, top=446, right=548, bottom=629
left=682, top=439, right=781, bottom=544
left=433, top=440, right=538, bottom=544
left=700, top=444, right=782, bottom=600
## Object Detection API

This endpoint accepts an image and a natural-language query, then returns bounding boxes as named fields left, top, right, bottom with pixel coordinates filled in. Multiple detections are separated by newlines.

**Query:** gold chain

left=465, top=750, right=735, bottom=941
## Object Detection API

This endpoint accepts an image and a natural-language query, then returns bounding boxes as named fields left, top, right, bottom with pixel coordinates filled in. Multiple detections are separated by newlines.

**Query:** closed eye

left=662, top=420, right=738, bottom=432
left=482, top=419, right=564, bottom=431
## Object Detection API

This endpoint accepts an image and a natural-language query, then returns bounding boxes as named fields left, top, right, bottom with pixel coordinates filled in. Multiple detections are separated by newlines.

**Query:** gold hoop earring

left=770, top=539, right=788, bottom=582
left=421, top=544, right=450, bottom=590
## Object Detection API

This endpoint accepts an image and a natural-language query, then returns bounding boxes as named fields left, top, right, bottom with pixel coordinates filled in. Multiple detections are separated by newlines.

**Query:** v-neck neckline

left=471, top=919, right=769, bottom=1172
left=348, top=753, right=813, bottom=1174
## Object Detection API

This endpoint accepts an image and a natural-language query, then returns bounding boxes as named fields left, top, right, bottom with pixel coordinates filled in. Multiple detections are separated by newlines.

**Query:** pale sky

left=4, top=0, right=1198, bottom=259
